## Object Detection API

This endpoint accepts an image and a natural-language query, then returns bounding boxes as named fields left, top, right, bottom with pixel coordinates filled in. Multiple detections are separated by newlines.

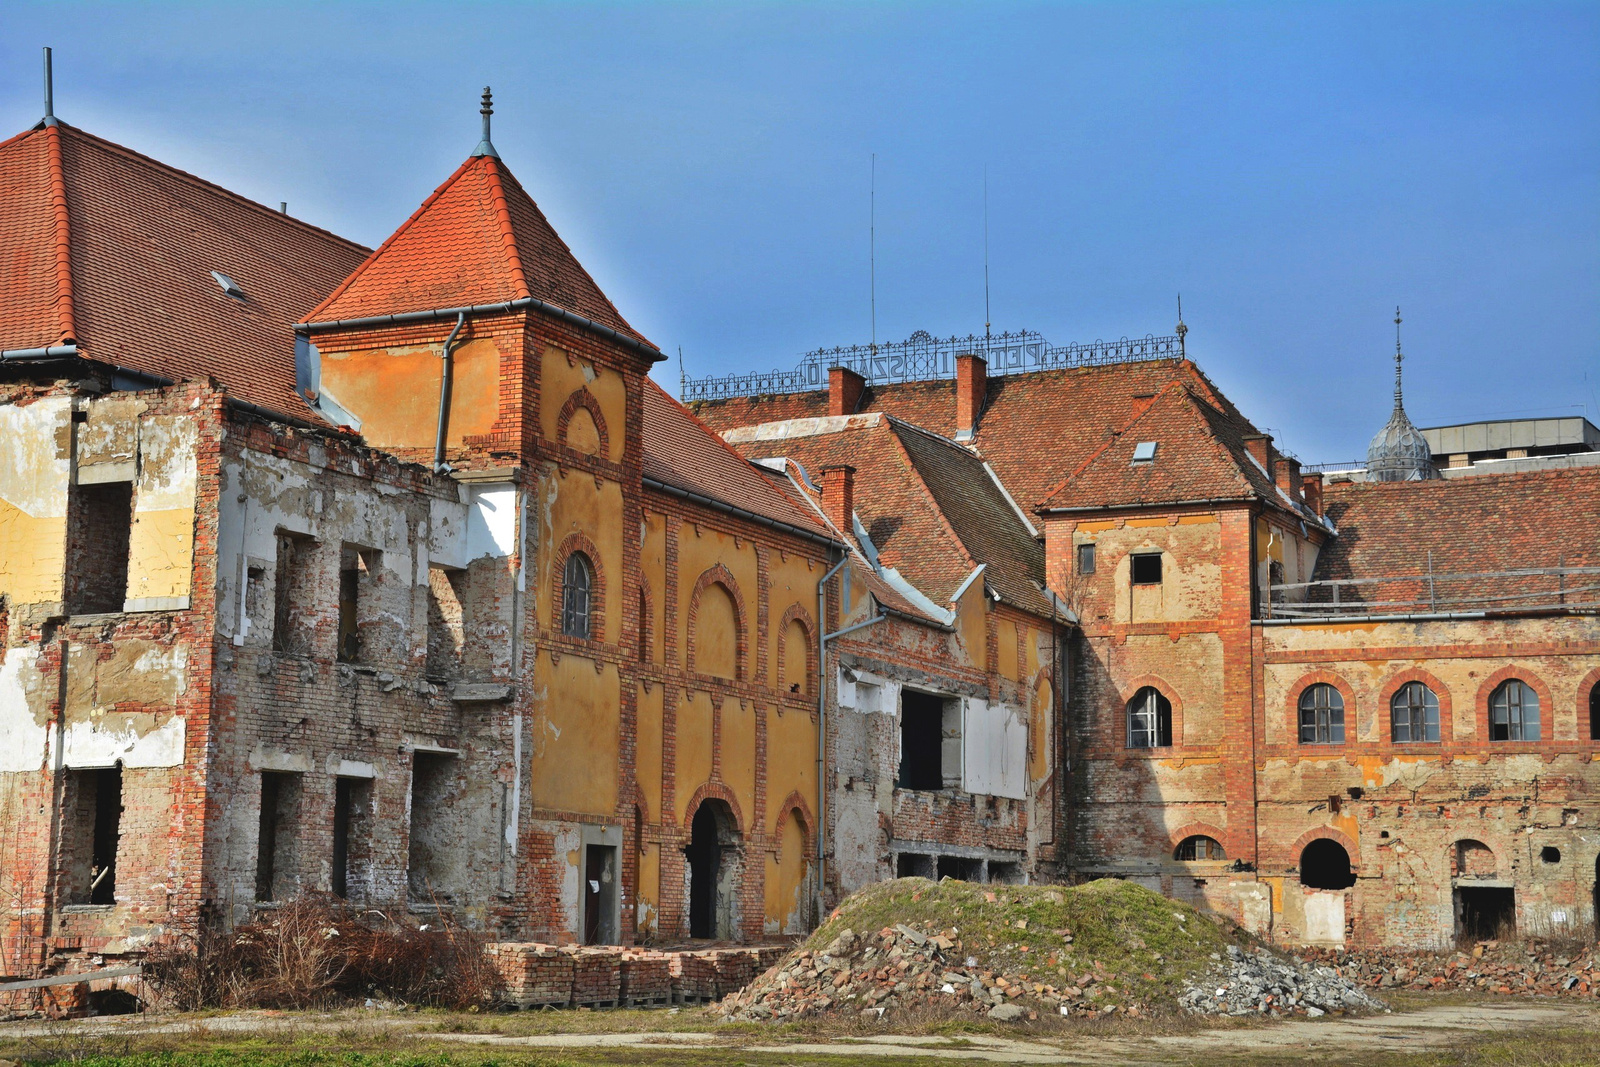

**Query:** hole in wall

left=1540, top=847, right=1561, bottom=864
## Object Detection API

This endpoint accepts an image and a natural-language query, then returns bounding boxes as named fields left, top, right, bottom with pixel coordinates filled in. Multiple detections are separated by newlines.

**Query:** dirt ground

left=2, top=996, right=1598, bottom=1066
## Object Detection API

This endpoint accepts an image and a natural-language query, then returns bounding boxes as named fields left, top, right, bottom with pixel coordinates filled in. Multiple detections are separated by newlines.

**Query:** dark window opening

left=425, top=566, right=467, bottom=679
left=1589, top=685, right=1599, bottom=741
left=1176, top=835, right=1226, bottom=861
left=562, top=552, right=593, bottom=639
left=62, top=767, right=122, bottom=906
left=895, top=853, right=935, bottom=879
left=936, top=855, right=983, bottom=882
left=1489, top=679, right=1539, bottom=741
left=332, top=778, right=352, bottom=898
left=583, top=844, right=619, bottom=945
left=897, top=689, right=951, bottom=791
left=1391, top=682, right=1440, bottom=743
left=1299, top=683, right=1346, bottom=745
left=988, top=861, right=1023, bottom=884
left=89, top=767, right=122, bottom=904
left=687, top=803, right=724, bottom=939
left=1076, top=543, right=1096, bottom=575
left=1455, top=887, right=1515, bottom=942
left=1299, top=838, right=1355, bottom=890
left=65, top=482, right=133, bottom=614
left=330, top=776, right=372, bottom=901
left=638, top=585, right=651, bottom=663
left=87, top=988, right=142, bottom=1016
left=1130, top=552, right=1162, bottom=585
left=255, top=772, right=302, bottom=902
left=408, top=753, right=457, bottom=902
left=1126, top=686, right=1173, bottom=748
left=1540, top=846, right=1561, bottom=864
left=336, top=546, right=378, bottom=664
left=272, top=533, right=317, bottom=654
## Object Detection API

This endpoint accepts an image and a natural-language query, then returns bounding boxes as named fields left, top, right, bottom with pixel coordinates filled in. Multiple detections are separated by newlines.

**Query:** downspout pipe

left=434, top=312, right=467, bottom=473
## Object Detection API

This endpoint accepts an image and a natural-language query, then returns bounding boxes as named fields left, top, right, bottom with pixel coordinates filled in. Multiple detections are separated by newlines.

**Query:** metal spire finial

left=471, top=86, right=500, bottom=159
left=1175, top=294, right=1188, bottom=358
left=42, top=47, right=58, bottom=128
left=1393, top=305, right=1404, bottom=408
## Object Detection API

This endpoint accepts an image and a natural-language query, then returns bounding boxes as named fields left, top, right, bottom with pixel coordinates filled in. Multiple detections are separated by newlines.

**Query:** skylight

left=211, top=271, right=245, bottom=300
left=1131, top=441, right=1158, bottom=464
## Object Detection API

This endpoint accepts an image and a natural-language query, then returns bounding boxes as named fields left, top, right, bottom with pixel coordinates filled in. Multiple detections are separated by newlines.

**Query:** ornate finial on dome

left=1366, top=305, right=1436, bottom=481
left=1176, top=294, right=1188, bottom=358
left=471, top=86, right=500, bottom=159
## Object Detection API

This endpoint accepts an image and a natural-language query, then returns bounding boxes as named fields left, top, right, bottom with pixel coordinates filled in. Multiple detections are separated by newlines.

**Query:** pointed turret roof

left=304, top=153, right=652, bottom=348
left=1365, top=308, right=1435, bottom=482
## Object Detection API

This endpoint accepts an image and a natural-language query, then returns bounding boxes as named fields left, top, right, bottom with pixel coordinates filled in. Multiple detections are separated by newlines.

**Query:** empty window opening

left=1489, top=679, right=1540, bottom=741
left=255, top=772, right=302, bottom=902
left=583, top=844, right=619, bottom=945
left=638, top=585, right=652, bottom=663
left=1130, top=553, right=1162, bottom=585
left=988, top=861, right=1024, bottom=885
left=895, top=853, right=935, bottom=879
left=898, top=690, right=956, bottom=791
left=1126, top=686, right=1173, bottom=748
left=562, top=552, right=593, bottom=639
left=337, top=546, right=379, bottom=664
left=1076, top=543, right=1096, bottom=575
left=272, top=533, right=317, bottom=654
left=62, top=767, right=123, bottom=905
left=1299, top=683, right=1346, bottom=745
left=65, top=482, right=133, bottom=614
left=1455, top=887, right=1515, bottom=943
left=1299, top=838, right=1355, bottom=890
left=1589, top=685, right=1599, bottom=741
left=408, top=753, right=458, bottom=903
left=330, top=777, right=374, bottom=899
left=1540, top=846, right=1561, bottom=865
left=1176, top=835, right=1226, bottom=862
left=426, top=566, right=467, bottom=679
left=936, top=855, right=983, bottom=882
left=1390, top=682, right=1440, bottom=742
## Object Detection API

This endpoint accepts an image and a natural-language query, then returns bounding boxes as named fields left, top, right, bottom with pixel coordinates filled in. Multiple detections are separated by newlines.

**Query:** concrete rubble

left=1178, top=944, right=1387, bottom=1017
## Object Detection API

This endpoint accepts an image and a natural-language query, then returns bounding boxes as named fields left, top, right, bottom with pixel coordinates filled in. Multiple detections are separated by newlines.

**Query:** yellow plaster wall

left=955, top=574, right=989, bottom=671
left=765, top=813, right=810, bottom=933
left=319, top=338, right=501, bottom=451
left=675, top=692, right=715, bottom=822
left=127, top=416, right=199, bottom=602
left=0, top=398, right=71, bottom=606
left=641, top=511, right=666, bottom=664
left=529, top=653, right=620, bottom=816
left=720, top=699, right=757, bottom=808
left=1029, top=679, right=1053, bottom=781
left=537, top=472, right=624, bottom=638
left=636, top=682, right=664, bottom=821
left=696, top=583, right=739, bottom=680
left=781, top=619, right=808, bottom=694
left=539, top=346, right=626, bottom=464
left=765, top=707, right=818, bottom=822
left=675, top=525, right=758, bottom=674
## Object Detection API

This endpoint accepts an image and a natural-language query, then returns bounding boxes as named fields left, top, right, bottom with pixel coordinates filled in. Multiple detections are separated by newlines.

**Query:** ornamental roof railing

left=680, top=329, right=1183, bottom=403
left=1266, top=564, right=1600, bottom=619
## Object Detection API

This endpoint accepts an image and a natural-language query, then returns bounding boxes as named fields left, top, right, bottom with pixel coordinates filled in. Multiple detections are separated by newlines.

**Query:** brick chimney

left=955, top=353, right=988, bottom=440
left=1301, top=472, right=1325, bottom=517
left=1241, top=433, right=1272, bottom=473
left=1273, top=455, right=1303, bottom=502
left=829, top=366, right=865, bottom=417
left=818, top=464, right=856, bottom=533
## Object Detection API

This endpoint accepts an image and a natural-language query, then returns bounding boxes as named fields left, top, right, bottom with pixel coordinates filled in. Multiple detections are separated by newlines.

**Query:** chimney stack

left=1241, top=433, right=1272, bottom=473
left=818, top=464, right=856, bottom=533
left=955, top=353, right=988, bottom=440
left=829, top=366, right=865, bottom=417
left=1273, top=455, right=1303, bottom=502
left=1301, top=472, right=1325, bottom=517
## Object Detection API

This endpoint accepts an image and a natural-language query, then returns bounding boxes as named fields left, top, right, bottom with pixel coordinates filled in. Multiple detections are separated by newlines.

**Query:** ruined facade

left=0, top=105, right=1063, bottom=989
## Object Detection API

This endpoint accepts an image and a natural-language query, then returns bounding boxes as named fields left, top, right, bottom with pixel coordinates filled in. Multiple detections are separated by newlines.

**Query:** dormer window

left=1131, top=441, right=1157, bottom=464
left=211, top=270, right=245, bottom=300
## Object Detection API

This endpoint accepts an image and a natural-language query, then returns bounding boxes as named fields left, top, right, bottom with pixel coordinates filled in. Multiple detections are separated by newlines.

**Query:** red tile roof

left=640, top=378, right=833, bottom=542
left=305, top=154, right=650, bottom=347
left=1312, top=466, right=1600, bottom=612
left=0, top=123, right=371, bottom=415
left=691, top=358, right=1260, bottom=513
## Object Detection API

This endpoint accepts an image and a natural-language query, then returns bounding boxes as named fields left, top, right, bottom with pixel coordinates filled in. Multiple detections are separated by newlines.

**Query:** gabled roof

left=723, top=413, right=1054, bottom=618
left=305, top=154, right=651, bottom=347
left=1037, top=381, right=1315, bottom=521
left=0, top=123, right=371, bottom=415
left=691, top=358, right=1259, bottom=514
left=1311, top=466, right=1600, bottom=610
left=640, top=378, right=834, bottom=543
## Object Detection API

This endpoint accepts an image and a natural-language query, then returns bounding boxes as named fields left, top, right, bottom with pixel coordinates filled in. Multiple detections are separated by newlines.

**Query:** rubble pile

left=720, top=922, right=1147, bottom=1022
left=1178, top=945, right=1387, bottom=1017
left=1304, top=941, right=1600, bottom=1000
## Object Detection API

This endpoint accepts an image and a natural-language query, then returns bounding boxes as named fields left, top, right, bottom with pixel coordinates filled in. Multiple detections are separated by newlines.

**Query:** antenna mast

left=983, top=167, right=991, bottom=348
left=870, top=154, right=877, bottom=353
left=1175, top=294, right=1187, bottom=359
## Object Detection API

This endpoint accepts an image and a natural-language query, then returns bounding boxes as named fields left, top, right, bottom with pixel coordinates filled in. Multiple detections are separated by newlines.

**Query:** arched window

left=1589, top=684, right=1599, bottom=742
left=1488, top=679, right=1539, bottom=741
left=1300, top=838, right=1356, bottom=890
left=1126, top=687, right=1172, bottom=748
left=1298, top=683, right=1345, bottom=745
left=1390, top=681, right=1440, bottom=743
left=1175, top=835, right=1225, bottom=861
left=561, top=552, right=593, bottom=639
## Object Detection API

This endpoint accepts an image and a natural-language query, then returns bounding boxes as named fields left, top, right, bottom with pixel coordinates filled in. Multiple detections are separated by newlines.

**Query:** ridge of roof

left=881, top=419, right=981, bottom=576
left=483, top=157, right=531, bottom=301
left=43, top=125, right=76, bottom=344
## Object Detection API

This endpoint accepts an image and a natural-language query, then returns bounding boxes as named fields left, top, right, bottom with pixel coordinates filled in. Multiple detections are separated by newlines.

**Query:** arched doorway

left=686, top=799, right=741, bottom=940
left=1298, top=838, right=1355, bottom=947
left=1300, top=838, right=1356, bottom=890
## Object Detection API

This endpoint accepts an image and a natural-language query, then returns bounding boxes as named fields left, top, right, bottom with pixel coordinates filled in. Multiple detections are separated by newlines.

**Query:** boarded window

left=1126, top=686, right=1172, bottom=748
left=255, top=772, right=302, bottom=902
left=272, top=533, right=317, bottom=654
left=65, top=482, right=133, bottom=614
left=1298, top=683, right=1345, bottom=745
left=1489, top=680, right=1539, bottom=741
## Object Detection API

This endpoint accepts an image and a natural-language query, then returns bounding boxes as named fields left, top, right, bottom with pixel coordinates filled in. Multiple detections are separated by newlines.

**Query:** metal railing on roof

left=1265, top=564, right=1600, bottom=618
left=1300, top=460, right=1366, bottom=474
left=680, top=329, right=1183, bottom=403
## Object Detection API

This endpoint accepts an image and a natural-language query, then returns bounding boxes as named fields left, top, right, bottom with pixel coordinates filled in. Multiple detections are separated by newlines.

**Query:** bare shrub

left=142, top=893, right=501, bottom=1011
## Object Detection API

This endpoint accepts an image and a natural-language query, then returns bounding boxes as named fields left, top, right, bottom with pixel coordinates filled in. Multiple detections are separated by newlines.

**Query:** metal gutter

left=1038, top=495, right=1254, bottom=515
left=227, top=397, right=345, bottom=435
left=641, top=475, right=845, bottom=549
left=876, top=599, right=956, bottom=632
left=1, top=344, right=79, bottom=359
left=1256, top=611, right=1488, bottom=626
left=296, top=297, right=665, bottom=363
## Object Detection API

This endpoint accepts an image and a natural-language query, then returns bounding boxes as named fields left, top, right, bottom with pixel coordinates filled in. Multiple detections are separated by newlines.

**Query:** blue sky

left=3, top=2, right=1596, bottom=462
